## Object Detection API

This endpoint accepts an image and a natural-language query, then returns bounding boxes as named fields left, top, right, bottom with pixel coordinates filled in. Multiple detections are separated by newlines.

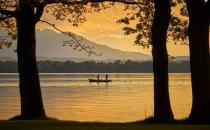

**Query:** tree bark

left=185, top=0, right=210, bottom=122
left=151, top=0, right=174, bottom=121
left=206, top=0, right=210, bottom=122
left=16, top=5, right=46, bottom=119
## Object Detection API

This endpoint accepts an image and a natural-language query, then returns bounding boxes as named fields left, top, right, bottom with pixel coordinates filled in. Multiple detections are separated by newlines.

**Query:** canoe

left=89, top=79, right=112, bottom=82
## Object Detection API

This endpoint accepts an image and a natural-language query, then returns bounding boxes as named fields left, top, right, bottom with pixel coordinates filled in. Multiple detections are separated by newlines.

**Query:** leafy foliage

left=0, top=17, right=16, bottom=49
left=117, top=0, right=189, bottom=48
left=117, top=1, right=153, bottom=48
left=0, top=38, right=12, bottom=49
left=0, top=0, right=189, bottom=53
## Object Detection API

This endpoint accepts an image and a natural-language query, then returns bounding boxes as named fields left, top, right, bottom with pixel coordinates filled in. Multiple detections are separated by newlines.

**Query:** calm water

left=0, top=73, right=192, bottom=122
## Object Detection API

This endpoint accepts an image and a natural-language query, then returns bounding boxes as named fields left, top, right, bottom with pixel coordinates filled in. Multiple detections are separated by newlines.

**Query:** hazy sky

left=37, top=4, right=189, bottom=56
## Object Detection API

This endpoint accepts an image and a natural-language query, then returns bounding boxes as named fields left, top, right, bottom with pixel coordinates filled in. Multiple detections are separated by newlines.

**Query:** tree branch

left=44, top=0, right=144, bottom=5
left=0, top=15, right=13, bottom=20
left=0, top=9, right=16, bottom=21
left=35, top=3, right=45, bottom=23
left=0, top=9, right=16, bottom=15
left=39, top=19, right=102, bottom=56
left=205, top=0, right=210, bottom=25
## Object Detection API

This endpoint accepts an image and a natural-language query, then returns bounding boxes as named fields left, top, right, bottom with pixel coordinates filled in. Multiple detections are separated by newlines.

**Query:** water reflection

left=0, top=73, right=191, bottom=122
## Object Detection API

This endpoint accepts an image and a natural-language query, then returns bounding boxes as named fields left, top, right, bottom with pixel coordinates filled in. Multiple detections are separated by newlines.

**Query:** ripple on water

left=0, top=73, right=191, bottom=122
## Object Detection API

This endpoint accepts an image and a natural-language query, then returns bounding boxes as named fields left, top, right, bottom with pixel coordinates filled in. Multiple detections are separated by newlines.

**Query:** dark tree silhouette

left=151, top=0, right=174, bottom=120
left=184, top=0, right=210, bottom=122
left=16, top=4, right=46, bottom=119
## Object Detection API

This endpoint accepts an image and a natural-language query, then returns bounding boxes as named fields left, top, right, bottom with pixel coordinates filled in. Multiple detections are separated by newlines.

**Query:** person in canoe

left=97, top=74, right=100, bottom=81
left=105, top=74, right=108, bottom=81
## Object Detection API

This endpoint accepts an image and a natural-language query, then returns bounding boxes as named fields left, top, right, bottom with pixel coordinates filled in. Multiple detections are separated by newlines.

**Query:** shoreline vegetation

left=1, top=118, right=210, bottom=130
left=0, top=60, right=190, bottom=73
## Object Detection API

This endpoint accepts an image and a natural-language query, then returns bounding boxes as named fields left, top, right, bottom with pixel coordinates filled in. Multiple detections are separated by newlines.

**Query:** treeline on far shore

left=0, top=60, right=190, bottom=73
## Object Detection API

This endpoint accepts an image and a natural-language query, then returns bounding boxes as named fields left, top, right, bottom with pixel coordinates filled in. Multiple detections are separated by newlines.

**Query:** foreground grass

left=1, top=120, right=210, bottom=130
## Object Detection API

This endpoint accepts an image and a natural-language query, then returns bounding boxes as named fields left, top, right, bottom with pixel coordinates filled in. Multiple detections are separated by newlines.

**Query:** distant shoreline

left=0, top=72, right=191, bottom=74
left=0, top=60, right=190, bottom=73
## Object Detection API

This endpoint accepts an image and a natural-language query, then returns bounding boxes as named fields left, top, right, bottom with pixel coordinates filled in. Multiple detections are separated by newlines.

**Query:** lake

left=0, top=73, right=192, bottom=122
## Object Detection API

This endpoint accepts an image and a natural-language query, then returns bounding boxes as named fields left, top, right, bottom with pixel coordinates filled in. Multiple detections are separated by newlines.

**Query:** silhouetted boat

left=89, top=79, right=112, bottom=83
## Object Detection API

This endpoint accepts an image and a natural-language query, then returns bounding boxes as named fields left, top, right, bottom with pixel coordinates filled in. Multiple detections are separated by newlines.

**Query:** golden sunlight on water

left=0, top=73, right=191, bottom=122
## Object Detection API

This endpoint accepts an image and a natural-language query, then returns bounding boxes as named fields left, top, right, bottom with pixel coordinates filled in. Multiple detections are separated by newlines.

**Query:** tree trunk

left=151, top=0, right=174, bottom=121
left=185, top=0, right=210, bottom=122
left=206, top=0, right=210, bottom=122
left=16, top=5, right=46, bottom=119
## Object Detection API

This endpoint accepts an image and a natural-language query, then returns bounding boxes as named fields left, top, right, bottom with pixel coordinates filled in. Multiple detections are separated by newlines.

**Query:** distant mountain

left=0, top=57, right=15, bottom=61
left=0, top=29, right=152, bottom=62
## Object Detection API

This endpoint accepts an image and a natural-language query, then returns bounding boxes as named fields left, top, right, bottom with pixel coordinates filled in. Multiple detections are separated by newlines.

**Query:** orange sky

left=37, top=4, right=189, bottom=56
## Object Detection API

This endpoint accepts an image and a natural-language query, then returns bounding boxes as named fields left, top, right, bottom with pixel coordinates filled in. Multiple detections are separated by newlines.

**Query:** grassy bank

left=0, top=120, right=210, bottom=130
